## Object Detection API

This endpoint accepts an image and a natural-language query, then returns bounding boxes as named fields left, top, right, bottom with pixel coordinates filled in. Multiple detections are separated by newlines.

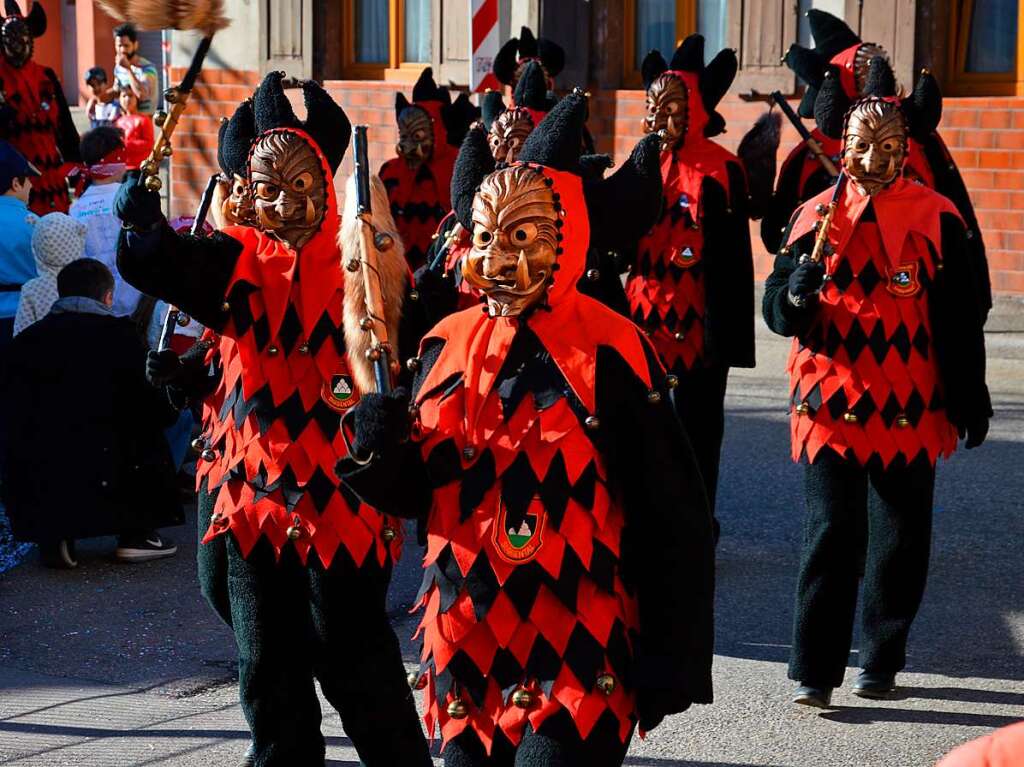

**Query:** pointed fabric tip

left=412, top=66, right=441, bottom=103
left=493, top=37, right=520, bottom=85
left=4, top=0, right=20, bottom=17
left=701, top=48, right=738, bottom=112
left=25, top=0, right=45, bottom=36
left=537, top=36, right=566, bottom=78
left=813, top=69, right=851, bottom=139
left=517, top=90, right=587, bottom=173
left=301, top=81, right=352, bottom=173
left=518, top=26, right=538, bottom=57
left=806, top=8, right=861, bottom=58
left=480, top=91, right=507, bottom=131
left=905, top=70, right=942, bottom=139
left=253, top=71, right=300, bottom=134
left=219, top=99, right=256, bottom=177
left=670, top=34, right=705, bottom=73
left=641, top=50, right=669, bottom=90
left=863, top=56, right=896, bottom=98
left=451, top=128, right=496, bottom=230
left=513, top=61, right=549, bottom=110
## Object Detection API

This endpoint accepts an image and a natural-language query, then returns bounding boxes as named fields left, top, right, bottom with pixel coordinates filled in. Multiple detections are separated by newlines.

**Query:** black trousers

left=443, top=709, right=632, bottom=767
left=788, top=449, right=935, bottom=688
left=670, top=364, right=729, bottom=517
left=223, top=534, right=432, bottom=767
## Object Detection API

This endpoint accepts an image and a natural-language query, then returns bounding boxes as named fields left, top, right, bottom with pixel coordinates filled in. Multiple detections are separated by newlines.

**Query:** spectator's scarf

left=67, top=146, right=127, bottom=197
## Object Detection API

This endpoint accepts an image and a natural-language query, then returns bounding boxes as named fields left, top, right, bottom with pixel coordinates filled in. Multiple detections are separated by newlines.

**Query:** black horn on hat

left=450, top=127, right=496, bottom=230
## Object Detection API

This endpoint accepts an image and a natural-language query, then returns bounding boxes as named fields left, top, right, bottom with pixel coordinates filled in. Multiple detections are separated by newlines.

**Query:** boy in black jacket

left=1, top=258, right=182, bottom=568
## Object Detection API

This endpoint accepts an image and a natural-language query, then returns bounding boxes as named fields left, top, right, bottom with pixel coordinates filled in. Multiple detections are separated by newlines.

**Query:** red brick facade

left=168, top=69, right=1024, bottom=295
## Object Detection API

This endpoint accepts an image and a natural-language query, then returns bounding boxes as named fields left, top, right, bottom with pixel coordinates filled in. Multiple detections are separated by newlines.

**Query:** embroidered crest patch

left=670, top=245, right=700, bottom=269
left=886, top=263, right=920, bottom=297
left=493, top=496, right=547, bottom=564
left=321, top=373, right=360, bottom=413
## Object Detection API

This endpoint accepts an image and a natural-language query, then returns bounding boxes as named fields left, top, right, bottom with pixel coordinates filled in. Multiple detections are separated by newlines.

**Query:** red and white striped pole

left=470, top=0, right=501, bottom=92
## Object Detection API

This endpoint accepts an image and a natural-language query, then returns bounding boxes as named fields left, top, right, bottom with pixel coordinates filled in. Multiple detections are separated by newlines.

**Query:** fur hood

left=339, top=172, right=408, bottom=394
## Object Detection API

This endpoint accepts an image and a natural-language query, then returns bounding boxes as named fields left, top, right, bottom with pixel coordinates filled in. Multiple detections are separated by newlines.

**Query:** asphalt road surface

left=1, top=306, right=1022, bottom=766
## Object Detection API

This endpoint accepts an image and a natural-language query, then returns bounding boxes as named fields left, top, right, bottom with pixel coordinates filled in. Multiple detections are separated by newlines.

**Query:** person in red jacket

left=113, top=72, right=432, bottom=766
left=339, top=91, right=714, bottom=767
left=763, top=10, right=990, bottom=321
left=0, top=0, right=79, bottom=214
left=763, top=77, right=991, bottom=708
left=627, top=35, right=758, bottom=541
left=114, top=87, right=154, bottom=171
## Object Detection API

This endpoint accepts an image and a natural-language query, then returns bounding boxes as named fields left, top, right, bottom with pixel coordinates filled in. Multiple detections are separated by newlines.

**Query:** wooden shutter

left=540, top=0, right=591, bottom=88
left=849, top=0, right=916, bottom=90
left=262, top=0, right=314, bottom=78
left=734, top=0, right=798, bottom=93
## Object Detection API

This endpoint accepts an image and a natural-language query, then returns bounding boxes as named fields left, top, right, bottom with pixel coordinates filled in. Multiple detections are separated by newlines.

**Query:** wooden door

left=262, top=0, right=314, bottom=78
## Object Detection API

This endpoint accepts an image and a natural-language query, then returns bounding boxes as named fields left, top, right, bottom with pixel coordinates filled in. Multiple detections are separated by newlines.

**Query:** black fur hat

left=784, top=9, right=863, bottom=118
left=492, top=25, right=566, bottom=86
left=640, top=34, right=737, bottom=138
left=444, top=91, right=481, bottom=148
left=862, top=56, right=897, bottom=98
left=237, top=71, right=352, bottom=174
left=3, top=0, right=46, bottom=37
left=411, top=66, right=448, bottom=104
left=517, top=88, right=590, bottom=173
left=513, top=60, right=557, bottom=112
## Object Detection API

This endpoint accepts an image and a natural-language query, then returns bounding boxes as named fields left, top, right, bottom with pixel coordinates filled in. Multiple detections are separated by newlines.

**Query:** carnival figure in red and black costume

left=0, top=0, right=79, bottom=215
left=763, top=9, right=990, bottom=321
left=627, top=36, right=759, bottom=537
left=414, top=60, right=627, bottom=333
left=763, top=75, right=991, bottom=708
left=115, top=72, right=433, bottom=766
left=380, top=67, right=467, bottom=271
left=338, top=91, right=715, bottom=766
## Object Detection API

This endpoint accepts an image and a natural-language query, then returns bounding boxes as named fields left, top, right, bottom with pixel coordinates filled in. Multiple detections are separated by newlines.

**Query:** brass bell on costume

left=201, top=448, right=216, bottom=462
left=596, top=673, right=616, bottom=695
left=795, top=403, right=810, bottom=416
left=191, top=437, right=205, bottom=452
left=511, top=688, right=534, bottom=709
left=666, top=374, right=679, bottom=389
left=407, top=672, right=427, bottom=690
left=586, top=268, right=600, bottom=282
left=896, top=414, right=910, bottom=428
left=843, top=412, right=859, bottom=424
left=447, top=699, right=469, bottom=719
left=647, top=390, right=662, bottom=404
left=382, top=526, right=397, bottom=542
left=267, top=345, right=279, bottom=356
left=585, top=416, right=600, bottom=430
left=674, top=331, right=686, bottom=342
left=286, top=518, right=303, bottom=540
left=298, top=342, right=309, bottom=354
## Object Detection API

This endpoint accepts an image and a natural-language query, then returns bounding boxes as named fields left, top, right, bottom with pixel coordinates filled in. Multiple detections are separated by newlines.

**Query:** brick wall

left=169, top=72, right=1024, bottom=296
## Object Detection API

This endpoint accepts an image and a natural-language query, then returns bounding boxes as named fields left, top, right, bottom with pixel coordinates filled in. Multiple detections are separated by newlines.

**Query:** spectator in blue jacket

left=0, top=141, right=40, bottom=349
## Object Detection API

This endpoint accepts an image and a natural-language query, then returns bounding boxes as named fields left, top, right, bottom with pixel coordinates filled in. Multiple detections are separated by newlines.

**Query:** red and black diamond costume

left=115, top=73, right=432, bottom=766
left=380, top=67, right=460, bottom=271
left=340, top=93, right=714, bottom=766
left=0, top=1, right=79, bottom=214
left=763, top=10, right=990, bottom=321
left=762, top=92, right=990, bottom=695
left=626, top=36, right=755, bottom=531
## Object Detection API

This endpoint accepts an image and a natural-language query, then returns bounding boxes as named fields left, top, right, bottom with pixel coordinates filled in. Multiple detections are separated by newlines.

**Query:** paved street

left=1, top=299, right=1022, bottom=767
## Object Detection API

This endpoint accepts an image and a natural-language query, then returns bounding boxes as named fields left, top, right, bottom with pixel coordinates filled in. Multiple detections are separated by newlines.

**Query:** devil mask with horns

left=640, top=35, right=736, bottom=150
left=215, top=102, right=257, bottom=228
left=481, top=60, right=556, bottom=166
left=1, top=0, right=43, bottom=69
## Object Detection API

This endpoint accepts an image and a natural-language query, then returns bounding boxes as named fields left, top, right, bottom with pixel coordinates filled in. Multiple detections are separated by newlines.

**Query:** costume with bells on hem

left=762, top=10, right=989, bottom=322
left=115, top=72, right=432, bottom=767
left=625, top=36, right=757, bottom=528
left=339, top=91, right=715, bottom=767
left=763, top=84, right=990, bottom=692
left=0, top=0, right=79, bottom=215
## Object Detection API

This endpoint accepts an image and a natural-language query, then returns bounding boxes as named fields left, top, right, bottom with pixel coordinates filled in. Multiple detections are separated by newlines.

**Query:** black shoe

left=115, top=533, right=177, bottom=563
left=39, top=540, right=77, bottom=569
left=793, top=684, right=833, bottom=708
left=851, top=671, right=896, bottom=699
left=238, top=741, right=255, bottom=767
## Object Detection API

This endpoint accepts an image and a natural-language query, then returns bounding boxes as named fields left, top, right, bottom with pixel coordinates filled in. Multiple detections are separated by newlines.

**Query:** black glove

left=146, top=349, right=183, bottom=386
left=958, top=416, right=989, bottom=449
left=414, top=264, right=459, bottom=321
left=787, top=259, right=826, bottom=302
left=349, top=387, right=411, bottom=458
left=114, top=171, right=164, bottom=232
